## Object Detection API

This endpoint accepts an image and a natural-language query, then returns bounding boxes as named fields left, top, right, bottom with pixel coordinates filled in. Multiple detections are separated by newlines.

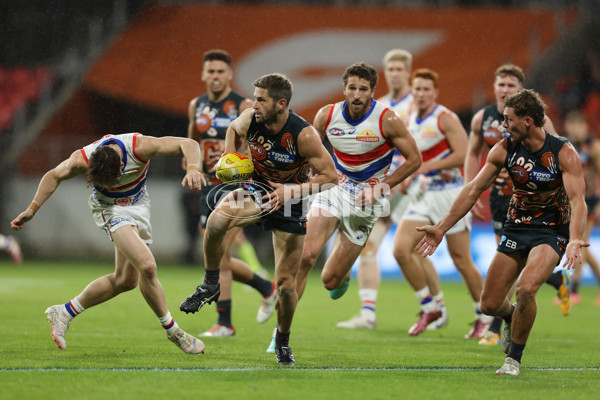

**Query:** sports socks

left=416, top=287, right=436, bottom=313
left=358, top=289, right=377, bottom=320
left=216, top=299, right=232, bottom=327
left=503, top=304, right=516, bottom=324
left=204, top=269, right=220, bottom=286
left=158, top=312, right=178, bottom=335
left=488, top=317, right=503, bottom=334
left=237, top=240, right=263, bottom=273
left=247, top=274, right=274, bottom=298
left=507, top=341, right=526, bottom=363
left=275, top=329, right=290, bottom=348
left=64, top=297, right=85, bottom=321
left=545, top=270, right=562, bottom=290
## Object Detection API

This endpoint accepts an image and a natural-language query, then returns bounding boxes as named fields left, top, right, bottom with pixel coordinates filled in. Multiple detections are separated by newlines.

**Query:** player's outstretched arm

left=11, top=150, right=87, bottom=230
left=224, top=108, right=254, bottom=155
left=416, top=140, right=506, bottom=256
left=136, top=135, right=205, bottom=190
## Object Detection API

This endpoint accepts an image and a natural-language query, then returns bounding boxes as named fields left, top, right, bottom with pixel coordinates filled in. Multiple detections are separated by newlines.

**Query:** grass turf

left=1, top=260, right=599, bottom=399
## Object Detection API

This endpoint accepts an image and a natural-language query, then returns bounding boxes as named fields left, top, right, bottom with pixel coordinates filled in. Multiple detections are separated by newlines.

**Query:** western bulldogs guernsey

left=325, top=100, right=394, bottom=193
left=380, top=93, right=413, bottom=169
left=247, top=110, right=311, bottom=184
left=380, top=92, right=413, bottom=125
left=407, top=104, right=462, bottom=190
left=194, top=91, right=246, bottom=184
left=81, top=133, right=149, bottom=206
left=505, top=132, right=570, bottom=229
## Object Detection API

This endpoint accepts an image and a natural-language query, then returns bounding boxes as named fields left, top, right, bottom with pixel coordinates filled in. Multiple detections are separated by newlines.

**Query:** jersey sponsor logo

left=530, top=170, right=555, bottom=183
left=420, top=126, right=438, bottom=139
left=250, top=142, right=267, bottom=160
left=357, top=130, right=379, bottom=142
left=269, top=150, right=295, bottom=164
left=213, top=117, right=232, bottom=128
left=329, top=127, right=356, bottom=137
left=366, top=177, right=380, bottom=186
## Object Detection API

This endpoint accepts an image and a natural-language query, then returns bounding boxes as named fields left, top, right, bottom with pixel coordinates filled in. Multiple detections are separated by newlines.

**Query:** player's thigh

left=272, top=230, right=305, bottom=281
left=112, top=225, right=156, bottom=271
left=323, top=231, right=364, bottom=281
left=482, top=251, right=522, bottom=304
left=519, top=244, right=560, bottom=292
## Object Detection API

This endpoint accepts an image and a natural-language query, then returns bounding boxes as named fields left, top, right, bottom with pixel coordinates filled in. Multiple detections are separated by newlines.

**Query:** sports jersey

left=406, top=103, right=462, bottom=190
left=324, top=100, right=394, bottom=191
left=380, top=92, right=413, bottom=169
left=380, top=92, right=413, bottom=125
left=481, top=103, right=513, bottom=197
left=193, top=91, right=247, bottom=184
left=505, top=132, right=570, bottom=229
left=81, top=133, right=149, bottom=206
left=247, top=110, right=311, bottom=184
left=571, top=136, right=599, bottom=201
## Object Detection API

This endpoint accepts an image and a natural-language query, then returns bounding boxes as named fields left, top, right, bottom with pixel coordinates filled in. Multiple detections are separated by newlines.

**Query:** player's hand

left=181, top=170, right=206, bottom=190
left=11, top=209, right=35, bottom=230
left=261, top=181, right=290, bottom=212
left=415, top=224, right=445, bottom=257
left=355, top=183, right=389, bottom=208
left=562, top=239, right=590, bottom=270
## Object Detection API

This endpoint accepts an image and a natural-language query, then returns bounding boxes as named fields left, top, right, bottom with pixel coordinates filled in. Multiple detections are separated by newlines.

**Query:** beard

left=256, top=106, right=279, bottom=125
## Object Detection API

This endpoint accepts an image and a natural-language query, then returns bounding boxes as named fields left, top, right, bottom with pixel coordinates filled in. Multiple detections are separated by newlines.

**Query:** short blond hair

left=383, top=49, right=413, bottom=70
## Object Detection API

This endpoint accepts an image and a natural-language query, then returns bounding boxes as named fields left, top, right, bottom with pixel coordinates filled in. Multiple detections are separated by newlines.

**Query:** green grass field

left=1, top=260, right=599, bottom=400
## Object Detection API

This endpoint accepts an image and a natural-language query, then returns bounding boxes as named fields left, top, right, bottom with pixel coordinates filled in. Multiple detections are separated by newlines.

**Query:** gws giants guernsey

left=407, top=104, right=463, bottom=190
left=81, top=133, right=149, bottom=206
left=324, top=100, right=394, bottom=189
left=247, top=110, right=311, bottom=184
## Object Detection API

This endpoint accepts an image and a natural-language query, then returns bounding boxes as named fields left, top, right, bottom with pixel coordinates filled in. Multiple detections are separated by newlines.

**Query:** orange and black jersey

left=505, top=132, right=570, bottom=228
left=247, top=110, right=311, bottom=185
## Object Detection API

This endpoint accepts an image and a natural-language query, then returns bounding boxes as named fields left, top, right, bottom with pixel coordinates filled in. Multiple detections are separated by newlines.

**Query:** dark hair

left=203, top=49, right=232, bottom=65
left=342, top=62, right=378, bottom=90
left=504, top=89, right=547, bottom=127
left=85, top=145, right=122, bottom=188
left=412, top=68, right=439, bottom=88
left=253, top=73, right=293, bottom=106
left=495, top=64, right=525, bottom=84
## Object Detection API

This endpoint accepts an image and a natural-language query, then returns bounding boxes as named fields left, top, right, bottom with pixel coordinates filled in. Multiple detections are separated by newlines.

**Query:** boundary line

left=2, top=366, right=599, bottom=372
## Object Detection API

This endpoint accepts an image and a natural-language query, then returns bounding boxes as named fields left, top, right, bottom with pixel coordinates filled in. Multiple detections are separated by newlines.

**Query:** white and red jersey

left=324, top=100, right=394, bottom=192
left=380, top=92, right=413, bottom=125
left=407, top=104, right=463, bottom=190
left=380, top=92, right=413, bottom=169
left=81, top=133, right=150, bottom=206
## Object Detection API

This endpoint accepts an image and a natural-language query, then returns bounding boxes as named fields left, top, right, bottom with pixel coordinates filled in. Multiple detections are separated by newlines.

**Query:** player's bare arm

left=464, top=108, right=486, bottom=183
left=379, top=109, right=421, bottom=190
left=224, top=108, right=254, bottom=154
left=415, top=140, right=506, bottom=257
left=560, top=142, right=589, bottom=269
left=312, top=104, right=334, bottom=141
left=11, top=150, right=87, bottom=230
left=262, top=125, right=337, bottom=211
left=135, top=135, right=205, bottom=190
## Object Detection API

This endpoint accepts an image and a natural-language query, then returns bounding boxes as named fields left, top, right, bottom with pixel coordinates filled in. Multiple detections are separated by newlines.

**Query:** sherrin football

left=215, top=152, right=254, bottom=183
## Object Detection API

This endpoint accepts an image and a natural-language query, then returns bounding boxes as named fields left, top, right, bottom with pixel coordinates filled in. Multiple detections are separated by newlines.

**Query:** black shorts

left=246, top=181, right=308, bottom=235
left=497, top=224, right=569, bottom=264
left=489, top=191, right=511, bottom=235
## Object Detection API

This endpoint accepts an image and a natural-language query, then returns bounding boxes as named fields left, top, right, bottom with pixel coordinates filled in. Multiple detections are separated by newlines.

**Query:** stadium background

left=2, top=0, right=599, bottom=281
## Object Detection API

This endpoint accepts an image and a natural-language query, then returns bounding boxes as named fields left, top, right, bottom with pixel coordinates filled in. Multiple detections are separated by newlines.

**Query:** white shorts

left=401, top=184, right=471, bottom=235
left=89, top=193, right=153, bottom=244
left=310, top=183, right=386, bottom=246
